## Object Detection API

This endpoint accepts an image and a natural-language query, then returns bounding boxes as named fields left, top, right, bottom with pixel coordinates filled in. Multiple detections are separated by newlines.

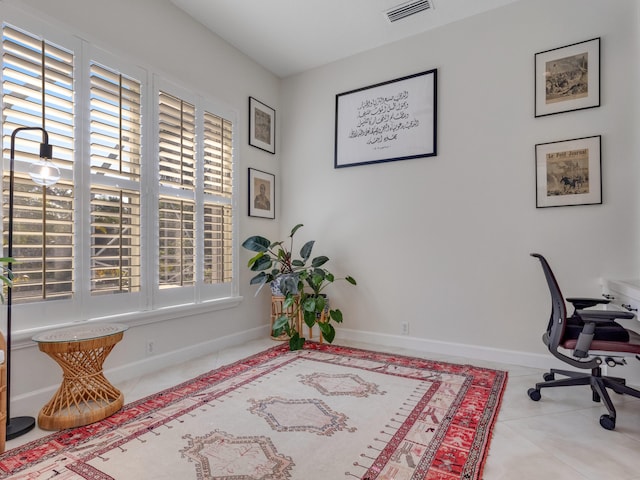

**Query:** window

left=202, top=112, right=233, bottom=285
left=1, top=19, right=238, bottom=331
left=90, top=62, right=142, bottom=295
left=2, top=24, right=75, bottom=303
left=158, top=91, right=234, bottom=291
left=158, top=92, right=196, bottom=288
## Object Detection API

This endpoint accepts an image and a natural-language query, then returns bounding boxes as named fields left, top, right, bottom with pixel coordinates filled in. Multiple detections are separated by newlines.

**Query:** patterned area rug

left=0, top=342, right=507, bottom=479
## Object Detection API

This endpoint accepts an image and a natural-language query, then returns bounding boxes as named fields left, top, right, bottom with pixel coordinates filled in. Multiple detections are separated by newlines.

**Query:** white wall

left=279, top=0, right=640, bottom=356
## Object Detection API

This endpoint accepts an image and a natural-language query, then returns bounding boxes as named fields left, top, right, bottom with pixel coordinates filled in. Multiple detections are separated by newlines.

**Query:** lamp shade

left=28, top=158, right=61, bottom=187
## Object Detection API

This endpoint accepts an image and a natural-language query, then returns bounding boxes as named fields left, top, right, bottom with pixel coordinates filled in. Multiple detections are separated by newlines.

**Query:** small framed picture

left=248, top=168, right=275, bottom=218
left=535, top=37, right=600, bottom=117
left=535, top=135, right=601, bottom=208
left=249, top=97, right=275, bottom=154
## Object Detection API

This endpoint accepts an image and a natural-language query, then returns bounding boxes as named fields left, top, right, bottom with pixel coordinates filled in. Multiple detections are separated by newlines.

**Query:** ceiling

left=170, top=0, right=521, bottom=78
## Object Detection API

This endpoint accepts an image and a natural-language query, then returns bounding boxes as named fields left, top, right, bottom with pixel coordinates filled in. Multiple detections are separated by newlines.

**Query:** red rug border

left=0, top=341, right=508, bottom=478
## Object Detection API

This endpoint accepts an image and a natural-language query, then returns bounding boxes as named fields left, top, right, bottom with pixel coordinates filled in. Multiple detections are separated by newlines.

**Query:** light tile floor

left=6, top=338, right=640, bottom=479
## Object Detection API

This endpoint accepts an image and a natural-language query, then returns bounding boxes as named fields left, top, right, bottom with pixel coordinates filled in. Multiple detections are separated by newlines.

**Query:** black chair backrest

left=531, top=253, right=600, bottom=369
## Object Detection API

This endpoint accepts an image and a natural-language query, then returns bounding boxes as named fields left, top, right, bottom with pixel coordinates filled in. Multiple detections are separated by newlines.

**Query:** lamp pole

left=6, top=126, right=59, bottom=440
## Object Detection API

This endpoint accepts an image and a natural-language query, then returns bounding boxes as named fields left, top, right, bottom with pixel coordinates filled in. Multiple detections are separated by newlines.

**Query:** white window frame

left=0, top=5, right=240, bottom=340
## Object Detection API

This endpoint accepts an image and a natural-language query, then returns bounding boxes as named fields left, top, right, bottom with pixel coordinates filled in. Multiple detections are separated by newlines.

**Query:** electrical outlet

left=146, top=340, right=155, bottom=355
left=401, top=322, right=409, bottom=335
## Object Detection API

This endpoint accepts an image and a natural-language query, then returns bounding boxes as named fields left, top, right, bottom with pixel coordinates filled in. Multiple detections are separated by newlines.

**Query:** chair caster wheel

left=599, top=414, right=615, bottom=430
left=543, top=372, right=554, bottom=381
left=528, top=388, right=541, bottom=401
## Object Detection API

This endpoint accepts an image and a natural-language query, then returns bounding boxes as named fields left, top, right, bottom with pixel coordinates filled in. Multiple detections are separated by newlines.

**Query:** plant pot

left=270, top=273, right=299, bottom=296
left=313, top=294, right=329, bottom=319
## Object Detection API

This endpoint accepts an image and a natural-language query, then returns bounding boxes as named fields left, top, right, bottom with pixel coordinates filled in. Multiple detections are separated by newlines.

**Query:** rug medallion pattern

left=0, top=343, right=507, bottom=479
left=180, top=430, right=294, bottom=480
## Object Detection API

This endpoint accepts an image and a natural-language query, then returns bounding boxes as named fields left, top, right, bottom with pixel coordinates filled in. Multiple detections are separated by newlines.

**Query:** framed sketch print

left=535, top=135, right=601, bottom=208
left=249, top=97, right=276, bottom=154
left=535, top=37, right=600, bottom=117
left=248, top=168, right=275, bottom=218
left=334, top=69, right=437, bottom=168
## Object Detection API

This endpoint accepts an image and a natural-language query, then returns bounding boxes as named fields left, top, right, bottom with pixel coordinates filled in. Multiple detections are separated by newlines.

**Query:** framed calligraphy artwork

left=248, top=168, right=275, bottom=219
left=535, top=38, right=600, bottom=117
left=535, top=135, right=601, bottom=208
left=334, top=69, right=437, bottom=168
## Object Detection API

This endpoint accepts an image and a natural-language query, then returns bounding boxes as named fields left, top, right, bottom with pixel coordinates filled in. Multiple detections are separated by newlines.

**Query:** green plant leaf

left=272, top=324, right=285, bottom=337
left=283, top=293, right=297, bottom=309
left=249, top=254, right=272, bottom=271
left=303, top=308, right=318, bottom=325
left=241, top=236, right=270, bottom=252
left=249, top=272, right=268, bottom=285
left=302, top=296, right=317, bottom=312
left=311, top=255, right=329, bottom=267
left=273, top=315, right=289, bottom=331
left=319, top=322, right=335, bottom=343
left=329, top=309, right=343, bottom=323
left=300, top=240, right=315, bottom=262
left=346, top=276, right=357, bottom=285
left=303, top=313, right=315, bottom=328
left=289, top=224, right=304, bottom=237
left=289, top=332, right=305, bottom=350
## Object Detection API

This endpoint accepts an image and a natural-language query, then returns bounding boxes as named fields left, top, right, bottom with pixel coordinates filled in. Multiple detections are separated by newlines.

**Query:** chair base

left=528, top=367, right=640, bottom=430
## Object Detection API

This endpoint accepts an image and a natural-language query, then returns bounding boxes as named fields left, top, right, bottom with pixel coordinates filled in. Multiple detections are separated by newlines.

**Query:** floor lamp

left=6, top=126, right=60, bottom=440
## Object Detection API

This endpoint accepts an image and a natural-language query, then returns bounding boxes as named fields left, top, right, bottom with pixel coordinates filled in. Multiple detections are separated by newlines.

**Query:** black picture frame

left=334, top=69, right=437, bottom=168
left=248, top=168, right=275, bottom=218
left=535, top=38, right=600, bottom=117
left=249, top=97, right=276, bottom=154
left=535, top=135, right=602, bottom=208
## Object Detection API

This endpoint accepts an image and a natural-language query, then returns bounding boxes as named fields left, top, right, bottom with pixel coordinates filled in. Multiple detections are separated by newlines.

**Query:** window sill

left=12, top=295, right=244, bottom=348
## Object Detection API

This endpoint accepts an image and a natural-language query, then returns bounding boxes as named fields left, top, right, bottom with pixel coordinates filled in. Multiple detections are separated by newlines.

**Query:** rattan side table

left=32, top=323, right=128, bottom=430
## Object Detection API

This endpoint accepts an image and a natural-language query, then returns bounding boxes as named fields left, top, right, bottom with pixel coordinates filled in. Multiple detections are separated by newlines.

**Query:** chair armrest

left=566, top=297, right=610, bottom=310
left=576, top=309, right=636, bottom=322
left=572, top=309, right=635, bottom=358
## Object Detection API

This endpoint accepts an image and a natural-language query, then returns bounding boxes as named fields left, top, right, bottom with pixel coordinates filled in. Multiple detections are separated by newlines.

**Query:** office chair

left=528, top=253, right=640, bottom=430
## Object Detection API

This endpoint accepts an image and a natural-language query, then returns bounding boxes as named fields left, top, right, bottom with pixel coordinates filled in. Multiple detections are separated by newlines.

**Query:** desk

left=33, top=323, right=127, bottom=430
left=600, top=279, right=640, bottom=385
left=603, top=279, right=640, bottom=316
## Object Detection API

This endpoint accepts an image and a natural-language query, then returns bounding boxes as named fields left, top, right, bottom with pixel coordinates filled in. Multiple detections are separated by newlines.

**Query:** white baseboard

left=335, top=327, right=565, bottom=371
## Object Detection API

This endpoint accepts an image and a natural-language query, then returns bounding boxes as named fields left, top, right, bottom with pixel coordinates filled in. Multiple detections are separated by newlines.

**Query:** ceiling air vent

left=385, top=0, right=433, bottom=23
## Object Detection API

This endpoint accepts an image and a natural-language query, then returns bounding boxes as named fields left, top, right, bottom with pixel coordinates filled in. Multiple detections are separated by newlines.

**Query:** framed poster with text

left=334, top=69, right=437, bottom=168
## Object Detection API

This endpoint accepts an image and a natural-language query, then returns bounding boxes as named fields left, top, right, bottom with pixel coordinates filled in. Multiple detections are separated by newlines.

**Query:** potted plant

left=242, top=224, right=356, bottom=350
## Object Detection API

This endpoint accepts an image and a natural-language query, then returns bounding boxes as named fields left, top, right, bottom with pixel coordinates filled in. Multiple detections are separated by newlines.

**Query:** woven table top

left=32, top=323, right=128, bottom=343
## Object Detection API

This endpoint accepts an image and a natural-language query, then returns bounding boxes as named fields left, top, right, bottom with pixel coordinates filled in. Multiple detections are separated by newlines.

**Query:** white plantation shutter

left=204, top=203, right=232, bottom=284
left=89, top=62, right=142, bottom=295
left=158, top=92, right=195, bottom=190
left=203, top=112, right=232, bottom=196
left=2, top=24, right=75, bottom=303
left=202, top=111, right=233, bottom=284
left=159, top=196, right=195, bottom=287
left=158, top=92, right=234, bottom=288
left=158, top=92, right=195, bottom=288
